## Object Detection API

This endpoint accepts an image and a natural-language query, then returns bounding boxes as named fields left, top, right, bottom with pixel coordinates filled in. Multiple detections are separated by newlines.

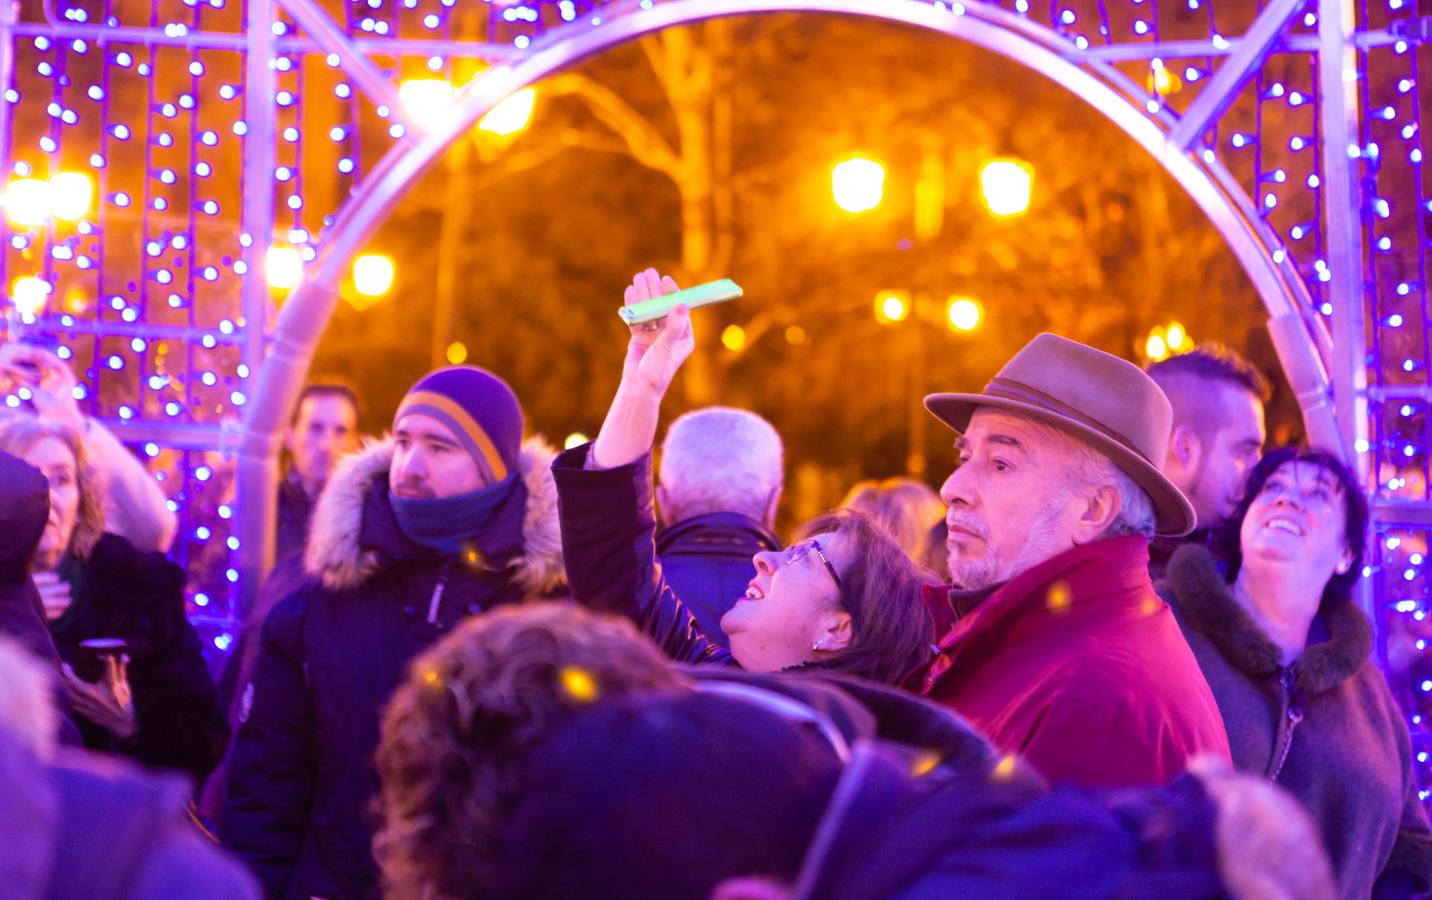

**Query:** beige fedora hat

left=925, top=333, right=1196, bottom=537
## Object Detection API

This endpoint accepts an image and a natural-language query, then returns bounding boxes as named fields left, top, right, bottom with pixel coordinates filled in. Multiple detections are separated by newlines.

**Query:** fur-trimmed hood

left=303, top=436, right=565, bottom=595
left=1164, top=543, right=1371, bottom=696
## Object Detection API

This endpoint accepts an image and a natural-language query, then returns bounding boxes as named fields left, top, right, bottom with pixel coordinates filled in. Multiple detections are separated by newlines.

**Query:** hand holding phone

left=619, top=268, right=695, bottom=398
left=618, top=278, right=742, bottom=326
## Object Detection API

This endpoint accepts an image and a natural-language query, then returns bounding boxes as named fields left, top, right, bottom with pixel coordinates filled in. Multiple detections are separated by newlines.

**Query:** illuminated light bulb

left=946, top=296, right=982, bottom=332
left=980, top=159, right=1034, bottom=217
left=874, top=291, right=910, bottom=324
left=446, top=341, right=468, bottom=365
left=3, top=177, right=51, bottom=226
left=266, top=246, right=303, bottom=290
left=721, top=324, right=747, bottom=352
left=564, top=432, right=589, bottom=450
left=399, top=79, right=457, bottom=129
left=785, top=325, right=806, bottom=345
left=11, top=276, right=52, bottom=316
left=1165, top=322, right=1187, bottom=350
left=479, top=88, right=536, bottom=136
left=831, top=157, right=885, bottom=213
left=353, top=254, right=395, bottom=297
left=1145, top=333, right=1169, bottom=361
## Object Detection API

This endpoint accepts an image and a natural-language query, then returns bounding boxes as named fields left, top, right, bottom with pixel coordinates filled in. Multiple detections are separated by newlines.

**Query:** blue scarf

left=389, top=474, right=519, bottom=558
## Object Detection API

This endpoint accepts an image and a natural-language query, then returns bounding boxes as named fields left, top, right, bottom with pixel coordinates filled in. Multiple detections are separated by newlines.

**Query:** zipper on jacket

left=1269, top=664, right=1304, bottom=781
left=426, top=563, right=451, bottom=625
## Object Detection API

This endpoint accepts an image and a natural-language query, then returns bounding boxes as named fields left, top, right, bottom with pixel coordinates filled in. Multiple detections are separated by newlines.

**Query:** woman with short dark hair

left=553, top=270, right=936, bottom=686
left=1159, top=446, right=1431, bottom=897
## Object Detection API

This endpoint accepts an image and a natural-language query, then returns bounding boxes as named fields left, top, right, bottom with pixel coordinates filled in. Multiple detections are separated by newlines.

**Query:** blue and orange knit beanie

left=392, top=366, right=524, bottom=483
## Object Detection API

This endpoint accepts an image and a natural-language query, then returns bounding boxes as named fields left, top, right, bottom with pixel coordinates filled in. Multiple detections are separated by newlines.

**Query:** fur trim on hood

left=1166, top=544, right=1372, bottom=696
left=303, top=436, right=566, bottom=595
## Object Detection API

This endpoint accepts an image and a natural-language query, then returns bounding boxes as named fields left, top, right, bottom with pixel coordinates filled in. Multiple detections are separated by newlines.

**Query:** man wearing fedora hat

left=914, top=333, right=1231, bottom=788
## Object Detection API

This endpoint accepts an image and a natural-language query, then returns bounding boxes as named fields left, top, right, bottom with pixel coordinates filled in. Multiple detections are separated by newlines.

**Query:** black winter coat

left=655, top=511, right=779, bottom=647
left=554, top=444, right=735, bottom=666
left=50, top=532, right=230, bottom=783
left=0, top=450, right=82, bottom=746
left=220, top=439, right=565, bottom=900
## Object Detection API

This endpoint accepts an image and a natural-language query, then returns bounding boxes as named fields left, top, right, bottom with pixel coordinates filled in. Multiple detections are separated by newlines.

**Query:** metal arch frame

left=236, top=0, right=1345, bottom=606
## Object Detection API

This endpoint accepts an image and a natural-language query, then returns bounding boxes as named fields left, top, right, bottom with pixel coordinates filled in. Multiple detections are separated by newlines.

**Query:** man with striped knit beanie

left=221, top=366, right=565, bottom=900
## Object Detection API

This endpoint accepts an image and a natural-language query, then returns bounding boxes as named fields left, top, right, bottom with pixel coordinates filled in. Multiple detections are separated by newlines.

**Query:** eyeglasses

left=783, top=538, right=844, bottom=592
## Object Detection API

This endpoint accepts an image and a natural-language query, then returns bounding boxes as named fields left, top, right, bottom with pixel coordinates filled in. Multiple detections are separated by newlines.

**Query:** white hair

left=0, top=636, right=58, bottom=762
left=1025, top=418, right=1159, bottom=540
left=658, top=407, right=784, bottom=523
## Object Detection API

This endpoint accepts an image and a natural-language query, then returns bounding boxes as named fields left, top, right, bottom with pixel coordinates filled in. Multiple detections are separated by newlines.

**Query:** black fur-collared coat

left=220, top=438, right=566, bottom=900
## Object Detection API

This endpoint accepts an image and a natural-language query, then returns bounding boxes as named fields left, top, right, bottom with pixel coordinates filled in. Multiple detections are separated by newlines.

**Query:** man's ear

left=1071, top=484, right=1122, bottom=545
left=710, top=878, right=793, bottom=900
left=1169, top=425, right=1201, bottom=472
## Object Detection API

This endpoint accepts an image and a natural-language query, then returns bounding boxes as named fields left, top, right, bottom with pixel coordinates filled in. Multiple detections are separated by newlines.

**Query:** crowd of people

left=0, top=267, right=1427, bottom=899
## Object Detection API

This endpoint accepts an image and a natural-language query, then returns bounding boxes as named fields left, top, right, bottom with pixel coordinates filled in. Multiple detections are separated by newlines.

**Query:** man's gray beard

left=947, top=490, right=1073, bottom=591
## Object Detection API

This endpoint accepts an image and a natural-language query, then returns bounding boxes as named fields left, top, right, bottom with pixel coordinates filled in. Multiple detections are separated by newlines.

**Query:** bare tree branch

left=546, top=72, right=681, bottom=176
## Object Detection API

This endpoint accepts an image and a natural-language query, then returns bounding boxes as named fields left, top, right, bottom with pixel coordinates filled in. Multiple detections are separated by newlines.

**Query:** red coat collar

left=933, top=536, right=1154, bottom=653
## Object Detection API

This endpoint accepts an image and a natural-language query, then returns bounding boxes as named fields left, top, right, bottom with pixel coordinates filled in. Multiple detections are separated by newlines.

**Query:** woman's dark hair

left=1216, top=446, right=1369, bottom=605
left=795, top=508, right=938, bottom=685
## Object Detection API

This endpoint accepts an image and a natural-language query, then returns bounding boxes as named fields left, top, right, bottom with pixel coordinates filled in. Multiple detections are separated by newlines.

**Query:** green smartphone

left=618, top=278, right=743, bottom=326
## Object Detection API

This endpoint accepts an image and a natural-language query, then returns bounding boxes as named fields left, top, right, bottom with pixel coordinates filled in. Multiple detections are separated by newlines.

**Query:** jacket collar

left=935, top=536, right=1155, bottom=653
left=655, top=512, right=780, bottom=555
left=1164, top=544, right=1372, bottom=695
left=303, top=436, right=566, bottom=595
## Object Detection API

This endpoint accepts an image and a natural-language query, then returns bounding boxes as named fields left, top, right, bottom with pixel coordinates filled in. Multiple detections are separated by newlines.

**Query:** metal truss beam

left=274, top=0, right=420, bottom=137
left=1168, top=0, right=1307, bottom=150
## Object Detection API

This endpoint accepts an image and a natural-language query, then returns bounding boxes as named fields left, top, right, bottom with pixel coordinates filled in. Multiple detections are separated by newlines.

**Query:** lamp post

left=833, top=142, right=1008, bottom=476
left=402, top=75, right=539, bottom=368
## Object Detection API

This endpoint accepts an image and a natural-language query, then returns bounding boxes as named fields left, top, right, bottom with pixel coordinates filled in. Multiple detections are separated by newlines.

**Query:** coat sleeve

left=81, top=419, right=177, bottom=553
left=128, top=615, right=230, bottom=783
left=1017, top=696, right=1185, bottom=789
left=219, top=593, right=316, bottom=898
left=552, top=444, right=731, bottom=666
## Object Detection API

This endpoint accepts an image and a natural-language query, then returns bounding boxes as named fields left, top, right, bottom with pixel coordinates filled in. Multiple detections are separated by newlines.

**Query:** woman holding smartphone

left=0, top=416, right=228, bottom=783
left=552, top=269, right=936, bottom=685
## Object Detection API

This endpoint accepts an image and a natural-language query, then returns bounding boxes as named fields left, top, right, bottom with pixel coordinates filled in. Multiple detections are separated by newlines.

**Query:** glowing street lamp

left=1165, top=321, right=1187, bottom=351
left=1145, top=331, right=1170, bottom=362
left=832, top=156, right=886, bottom=214
left=979, top=159, right=1034, bottom=218
left=1147, top=64, right=1184, bottom=97
left=10, top=276, right=52, bottom=317
left=48, top=172, right=93, bottom=221
left=265, top=246, right=304, bottom=290
left=479, top=88, right=536, bottom=136
left=721, top=324, right=747, bottom=352
left=946, top=296, right=982, bottom=332
left=874, top=290, right=910, bottom=324
left=3, top=178, right=54, bottom=227
left=353, top=254, right=395, bottom=298
left=399, top=79, right=458, bottom=129
left=564, top=432, right=589, bottom=450
left=446, top=341, right=468, bottom=365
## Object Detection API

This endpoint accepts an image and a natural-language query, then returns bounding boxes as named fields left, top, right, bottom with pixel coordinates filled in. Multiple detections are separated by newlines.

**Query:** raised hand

left=620, top=268, right=693, bottom=398
left=30, top=349, right=85, bottom=432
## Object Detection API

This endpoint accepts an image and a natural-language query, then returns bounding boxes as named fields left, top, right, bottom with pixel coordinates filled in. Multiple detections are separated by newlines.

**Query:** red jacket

left=914, top=536, right=1231, bottom=788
